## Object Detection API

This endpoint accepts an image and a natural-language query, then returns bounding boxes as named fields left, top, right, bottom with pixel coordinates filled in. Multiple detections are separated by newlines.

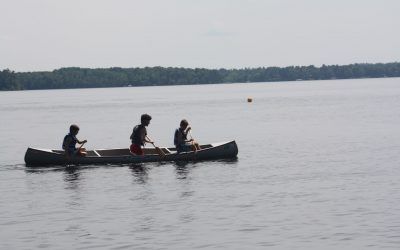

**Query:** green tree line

left=1, top=62, right=400, bottom=91
left=0, top=69, right=19, bottom=90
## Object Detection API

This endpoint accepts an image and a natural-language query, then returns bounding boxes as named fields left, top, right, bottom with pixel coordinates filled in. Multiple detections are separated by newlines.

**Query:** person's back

left=130, top=114, right=152, bottom=155
left=130, top=124, right=146, bottom=146
left=174, top=128, right=187, bottom=147
left=62, top=133, right=77, bottom=154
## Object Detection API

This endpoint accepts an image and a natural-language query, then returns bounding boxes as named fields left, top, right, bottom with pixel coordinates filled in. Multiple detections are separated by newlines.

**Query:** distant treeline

left=1, top=62, right=400, bottom=91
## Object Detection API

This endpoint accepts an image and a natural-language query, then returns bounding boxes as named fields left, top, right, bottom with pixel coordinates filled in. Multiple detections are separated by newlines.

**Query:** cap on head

left=70, top=124, right=80, bottom=133
left=141, top=114, right=152, bottom=122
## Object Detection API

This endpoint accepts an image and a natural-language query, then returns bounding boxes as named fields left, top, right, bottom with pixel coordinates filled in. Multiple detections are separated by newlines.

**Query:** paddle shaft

left=188, top=130, right=194, bottom=141
left=188, top=130, right=201, bottom=151
left=146, top=136, right=165, bottom=157
left=78, top=142, right=86, bottom=150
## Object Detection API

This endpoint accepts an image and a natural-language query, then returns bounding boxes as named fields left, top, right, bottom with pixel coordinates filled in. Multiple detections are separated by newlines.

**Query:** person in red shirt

left=129, top=114, right=153, bottom=155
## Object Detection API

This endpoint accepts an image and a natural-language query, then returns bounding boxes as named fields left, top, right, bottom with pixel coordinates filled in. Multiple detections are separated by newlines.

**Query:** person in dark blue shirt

left=174, top=119, right=200, bottom=153
left=62, top=124, right=87, bottom=156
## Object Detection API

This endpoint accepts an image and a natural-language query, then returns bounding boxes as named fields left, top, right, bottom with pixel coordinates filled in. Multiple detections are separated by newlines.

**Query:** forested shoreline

left=1, top=62, right=400, bottom=91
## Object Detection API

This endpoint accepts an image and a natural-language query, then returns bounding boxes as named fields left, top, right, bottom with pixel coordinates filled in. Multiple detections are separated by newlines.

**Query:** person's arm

left=77, top=139, right=87, bottom=144
left=141, top=128, right=153, bottom=144
left=144, top=136, right=153, bottom=144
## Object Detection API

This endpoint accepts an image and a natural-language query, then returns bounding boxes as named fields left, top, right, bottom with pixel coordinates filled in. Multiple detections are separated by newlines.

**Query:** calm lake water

left=1, top=78, right=400, bottom=249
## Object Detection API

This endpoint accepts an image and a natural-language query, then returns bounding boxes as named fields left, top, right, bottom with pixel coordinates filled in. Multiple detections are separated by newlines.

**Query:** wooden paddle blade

left=155, top=147, right=166, bottom=157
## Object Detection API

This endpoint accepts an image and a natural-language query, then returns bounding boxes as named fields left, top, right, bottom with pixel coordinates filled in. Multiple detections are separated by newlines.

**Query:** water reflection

left=25, top=165, right=84, bottom=190
left=174, top=161, right=192, bottom=180
left=130, top=164, right=149, bottom=184
left=63, top=166, right=81, bottom=190
left=216, top=158, right=239, bottom=165
left=174, top=158, right=239, bottom=180
left=24, top=166, right=65, bottom=174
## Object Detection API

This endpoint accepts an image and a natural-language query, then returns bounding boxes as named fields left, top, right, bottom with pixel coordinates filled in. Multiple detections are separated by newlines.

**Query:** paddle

left=188, top=130, right=194, bottom=141
left=78, top=141, right=87, bottom=156
left=150, top=142, right=166, bottom=157
left=65, top=141, right=87, bottom=159
left=146, top=136, right=166, bottom=157
left=188, top=130, right=200, bottom=151
left=78, top=141, right=86, bottom=150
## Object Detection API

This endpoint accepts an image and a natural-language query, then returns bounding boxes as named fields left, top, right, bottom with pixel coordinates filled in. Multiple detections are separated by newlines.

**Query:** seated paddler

left=174, top=119, right=201, bottom=153
left=62, top=124, right=87, bottom=156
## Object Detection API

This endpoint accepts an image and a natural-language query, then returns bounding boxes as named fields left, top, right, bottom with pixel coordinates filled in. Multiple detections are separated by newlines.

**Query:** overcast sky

left=1, top=0, right=399, bottom=71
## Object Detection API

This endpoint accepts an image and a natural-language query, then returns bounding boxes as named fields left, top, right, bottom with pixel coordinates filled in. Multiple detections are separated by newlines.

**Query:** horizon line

left=3, top=61, right=399, bottom=73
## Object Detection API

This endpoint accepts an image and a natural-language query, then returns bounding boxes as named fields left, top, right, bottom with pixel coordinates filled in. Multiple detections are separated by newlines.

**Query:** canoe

left=24, top=141, right=238, bottom=167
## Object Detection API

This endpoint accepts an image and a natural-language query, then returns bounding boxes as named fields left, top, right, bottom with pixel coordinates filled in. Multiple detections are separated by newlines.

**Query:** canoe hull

left=25, top=141, right=238, bottom=167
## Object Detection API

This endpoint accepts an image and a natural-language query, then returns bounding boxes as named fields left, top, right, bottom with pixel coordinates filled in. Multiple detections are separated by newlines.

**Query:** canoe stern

left=25, top=147, right=67, bottom=166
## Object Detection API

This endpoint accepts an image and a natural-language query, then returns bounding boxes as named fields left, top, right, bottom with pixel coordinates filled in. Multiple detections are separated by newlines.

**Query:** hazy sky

left=1, top=0, right=399, bottom=71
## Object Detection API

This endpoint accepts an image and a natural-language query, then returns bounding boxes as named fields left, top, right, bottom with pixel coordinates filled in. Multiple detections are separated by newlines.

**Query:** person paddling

left=62, top=124, right=87, bottom=156
left=174, top=119, right=201, bottom=153
left=130, top=114, right=153, bottom=155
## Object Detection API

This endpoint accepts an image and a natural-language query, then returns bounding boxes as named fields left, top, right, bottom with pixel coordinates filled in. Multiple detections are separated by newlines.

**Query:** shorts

left=176, top=142, right=193, bottom=153
left=130, top=144, right=144, bottom=155
left=66, top=148, right=85, bottom=157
